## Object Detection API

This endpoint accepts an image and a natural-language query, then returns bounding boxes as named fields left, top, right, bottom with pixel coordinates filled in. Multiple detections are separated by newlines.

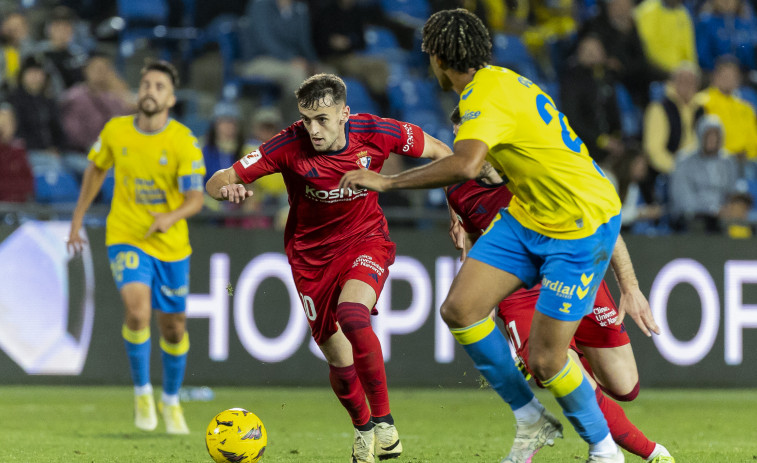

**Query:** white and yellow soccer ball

left=206, top=408, right=267, bottom=463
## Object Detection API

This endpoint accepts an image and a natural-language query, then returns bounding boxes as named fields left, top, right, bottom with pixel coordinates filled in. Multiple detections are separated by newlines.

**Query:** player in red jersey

left=206, top=74, right=453, bottom=463
left=445, top=107, right=674, bottom=463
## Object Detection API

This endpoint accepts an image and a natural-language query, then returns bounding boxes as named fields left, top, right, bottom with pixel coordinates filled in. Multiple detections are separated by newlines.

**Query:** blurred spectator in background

left=696, top=56, right=757, bottom=162
left=579, top=0, right=666, bottom=106
left=310, top=0, right=390, bottom=113
left=60, top=53, right=133, bottom=154
left=560, top=35, right=625, bottom=169
left=635, top=0, right=697, bottom=74
left=0, top=11, right=36, bottom=94
left=695, top=0, right=757, bottom=71
left=670, top=115, right=740, bottom=232
left=6, top=56, right=71, bottom=173
left=237, top=0, right=319, bottom=124
left=0, top=102, right=33, bottom=203
left=36, top=6, right=88, bottom=94
left=617, top=154, right=664, bottom=230
left=521, top=0, right=578, bottom=77
left=719, top=191, right=754, bottom=237
left=202, top=101, right=246, bottom=185
left=643, top=62, right=703, bottom=177
left=243, top=106, right=288, bottom=230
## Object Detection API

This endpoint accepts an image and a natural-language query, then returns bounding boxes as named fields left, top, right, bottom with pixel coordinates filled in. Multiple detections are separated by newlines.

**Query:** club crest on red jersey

left=356, top=150, right=371, bottom=169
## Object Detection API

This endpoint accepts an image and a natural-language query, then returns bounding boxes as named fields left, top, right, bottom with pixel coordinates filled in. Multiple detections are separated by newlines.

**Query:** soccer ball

left=206, top=408, right=267, bottom=463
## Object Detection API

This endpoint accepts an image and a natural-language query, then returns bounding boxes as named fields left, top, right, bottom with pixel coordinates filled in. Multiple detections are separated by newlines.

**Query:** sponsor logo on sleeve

left=460, top=110, right=481, bottom=124
left=240, top=150, right=262, bottom=168
left=401, top=124, right=415, bottom=152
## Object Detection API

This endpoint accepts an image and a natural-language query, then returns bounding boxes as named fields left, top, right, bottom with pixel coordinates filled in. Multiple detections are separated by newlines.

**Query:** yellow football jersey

left=89, top=116, right=206, bottom=261
left=455, top=66, right=620, bottom=239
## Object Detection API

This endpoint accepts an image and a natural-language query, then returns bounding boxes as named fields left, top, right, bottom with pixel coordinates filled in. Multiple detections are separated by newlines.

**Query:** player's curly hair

left=295, top=74, right=347, bottom=110
left=141, top=59, right=180, bottom=88
left=422, top=9, right=492, bottom=73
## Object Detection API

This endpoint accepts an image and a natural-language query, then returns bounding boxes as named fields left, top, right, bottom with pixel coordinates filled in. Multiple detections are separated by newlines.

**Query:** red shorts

left=290, top=239, right=396, bottom=345
left=498, top=280, right=629, bottom=375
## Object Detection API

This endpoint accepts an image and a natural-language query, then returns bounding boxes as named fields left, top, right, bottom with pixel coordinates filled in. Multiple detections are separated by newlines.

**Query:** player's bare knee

left=604, top=381, right=640, bottom=402
left=439, top=298, right=466, bottom=328
left=529, top=348, right=563, bottom=381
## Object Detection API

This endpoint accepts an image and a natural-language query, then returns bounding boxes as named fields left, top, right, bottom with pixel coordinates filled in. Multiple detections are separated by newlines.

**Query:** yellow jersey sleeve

left=455, top=66, right=620, bottom=239
left=88, top=122, right=115, bottom=170
left=175, top=128, right=206, bottom=192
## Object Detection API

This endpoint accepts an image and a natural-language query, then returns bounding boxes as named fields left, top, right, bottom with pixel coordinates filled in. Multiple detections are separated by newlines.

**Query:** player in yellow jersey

left=67, top=60, right=205, bottom=435
left=340, top=9, right=660, bottom=463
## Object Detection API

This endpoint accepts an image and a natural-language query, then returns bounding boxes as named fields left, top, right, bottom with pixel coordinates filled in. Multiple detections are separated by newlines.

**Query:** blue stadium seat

left=492, top=34, right=540, bottom=81
left=362, top=26, right=409, bottom=66
left=343, top=78, right=380, bottom=115
left=615, top=83, right=642, bottom=138
left=387, top=77, right=441, bottom=114
left=380, top=0, right=430, bottom=23
left=34, top=169, right=80, bottom=204
left=115, top=0, right=198, bottom=72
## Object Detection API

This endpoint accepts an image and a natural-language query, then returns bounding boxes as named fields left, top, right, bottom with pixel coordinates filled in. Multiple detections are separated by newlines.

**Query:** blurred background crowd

left=0, top=0, right=756, bottom=237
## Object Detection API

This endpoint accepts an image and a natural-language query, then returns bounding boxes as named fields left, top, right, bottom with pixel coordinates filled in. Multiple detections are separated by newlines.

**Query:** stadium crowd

left=0, top=0, right=756, bottom=236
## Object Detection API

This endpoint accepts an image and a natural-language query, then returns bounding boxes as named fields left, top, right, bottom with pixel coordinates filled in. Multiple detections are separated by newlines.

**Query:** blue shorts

left=107, top=244, right=190, bottom=313
left=468, top=209, right=621, bottom=322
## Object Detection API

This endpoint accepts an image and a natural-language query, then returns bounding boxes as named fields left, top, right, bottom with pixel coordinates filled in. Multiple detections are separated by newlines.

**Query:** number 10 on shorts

left=299, top=292, right=316, bottom=321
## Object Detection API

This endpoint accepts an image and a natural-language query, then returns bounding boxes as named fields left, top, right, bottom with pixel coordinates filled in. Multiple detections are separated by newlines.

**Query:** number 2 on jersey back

left=535, top=94, right=583, bottom=153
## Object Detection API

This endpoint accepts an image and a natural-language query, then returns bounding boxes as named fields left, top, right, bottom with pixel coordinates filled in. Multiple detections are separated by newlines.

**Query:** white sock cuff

left=134, top=383, right=153, bottom=396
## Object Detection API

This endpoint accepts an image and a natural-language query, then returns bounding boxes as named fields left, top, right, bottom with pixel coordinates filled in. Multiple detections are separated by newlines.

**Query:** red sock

left=336, top=302, right=391, bottom=418
left=329, top=364, right=370, bottom=426
left=595, top=387, right=656, bottom=458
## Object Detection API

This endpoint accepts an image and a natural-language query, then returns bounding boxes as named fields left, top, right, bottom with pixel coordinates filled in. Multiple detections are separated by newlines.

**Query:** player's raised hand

left=339, top=169, right=390, bottom=192
left=220, top=184, right=253, bottom=204
left=616, top=286, right=660, bottom=337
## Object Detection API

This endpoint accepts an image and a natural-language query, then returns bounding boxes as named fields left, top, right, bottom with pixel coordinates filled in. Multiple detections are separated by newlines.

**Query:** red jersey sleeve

left=372, top=116, right=425, bottom=159
left=232, top=128, right=296, bottom=183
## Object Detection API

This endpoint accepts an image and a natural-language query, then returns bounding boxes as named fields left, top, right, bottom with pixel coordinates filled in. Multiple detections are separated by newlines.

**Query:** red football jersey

left=233, top=113, right=425, bottom=266
left=446, top=179, right=536, bottom=299
left=446, top=179, right=513, bottom=233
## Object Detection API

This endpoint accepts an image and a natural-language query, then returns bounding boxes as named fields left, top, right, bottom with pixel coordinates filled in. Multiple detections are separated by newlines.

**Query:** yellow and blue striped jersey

left=455, top=66, right=620, bottom=239
left=89, top=116, right=205, bottom=261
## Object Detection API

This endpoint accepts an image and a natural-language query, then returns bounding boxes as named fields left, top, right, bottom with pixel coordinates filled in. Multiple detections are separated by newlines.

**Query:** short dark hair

left=140, top=59, right=180, bottom=88
left=295, top=74, right=347, bottom=110
left=422, top=8, right=492, bottom=73
left=449, top=105, right=461, bottom=125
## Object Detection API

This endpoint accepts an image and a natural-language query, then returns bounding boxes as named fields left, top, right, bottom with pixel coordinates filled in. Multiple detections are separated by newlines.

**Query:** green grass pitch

left=1, top=386, right=755, bottom=462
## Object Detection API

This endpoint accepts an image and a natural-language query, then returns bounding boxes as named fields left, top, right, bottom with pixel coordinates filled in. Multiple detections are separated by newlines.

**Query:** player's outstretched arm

left=67, top=161, right=108, bottom=254
left=419, top=132, right=453, bottom=160
left=340, top=138, right=488, bottom=192
left=206, top=167, right=253, bottom=203
left=611, top=235, right=660, bottom=337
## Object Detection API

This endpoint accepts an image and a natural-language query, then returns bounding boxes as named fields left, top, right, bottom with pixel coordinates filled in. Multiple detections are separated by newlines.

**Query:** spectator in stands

left=670, top=114, right=740, bottom=232
left=560, top=35, right=624, bottom=168
left=579, top=0, right=666, bottom=106
left=696, top=0, right=757, bottom=71
left=0, top=102, right=33, bottom=203
left=36, top=6, right=88, bottom=93
left=617, top=154, right=664, bottom=231
left=310, top=0, right=390, bottom=113
left=643, top=62, right=703, bottom=176
left=60, top=53, right=132, bottom=154
left=243, top=106, right=289, bottom=230
left=521, top=0, right=578, bottom=77
left=202, top=101, right=246, bottom=185
left=0, top=11, right=36, bottom=93
left=6, top=55, right=70, bottom=173
left=237, top=0, right=319, bottom=124
left=635, top=0, right=697, bottom=74
left=696, top=56, right=757, bottom=161
left=719, top=191, right=755, bottom=238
